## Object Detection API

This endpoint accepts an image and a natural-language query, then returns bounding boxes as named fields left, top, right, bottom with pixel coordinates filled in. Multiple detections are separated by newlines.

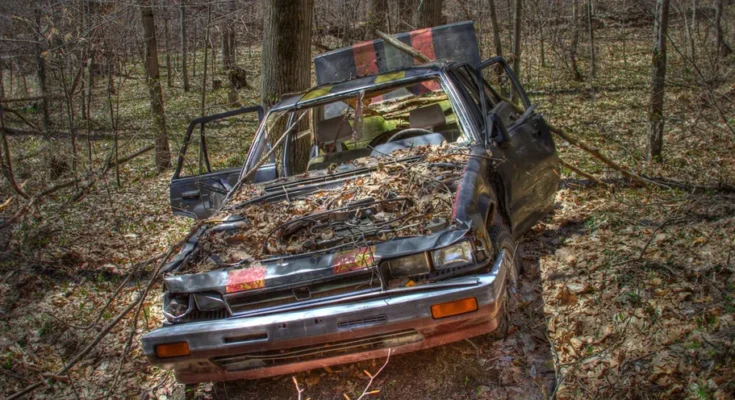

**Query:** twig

left=356, top=349, right=392, bottom=400
left=292, top=376, right=305, bottom=400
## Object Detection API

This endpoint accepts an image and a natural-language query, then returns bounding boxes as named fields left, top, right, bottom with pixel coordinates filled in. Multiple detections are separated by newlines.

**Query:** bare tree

left=34, top=6, right=51, bottom=131
left=586, top=0, right=596, bottom=78
left=648, top=0, right=670, bottom=162
left=689, top=0, right=697, bottom=59
left=222, top=0, right=237, bottom=70
left=570, top=0, right=583, bottom=81
left=714, top=0, right=731, bottom=58
left=489, top=0, right=503, bottom=57
left=261, top=0, right=314, bottom=172
left=141, top=0, right=171, bottom=172
left=413, top=0, right=442, bottom=29
left=163, top=2, right=173, bottom=88
left=180, top=0, right=190, bottom=92
left=511, top=0, right=522, bottom=79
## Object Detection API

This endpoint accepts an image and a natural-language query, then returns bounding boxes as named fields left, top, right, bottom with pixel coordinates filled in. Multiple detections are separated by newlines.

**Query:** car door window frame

left=173, top=105, right=264, bottom=180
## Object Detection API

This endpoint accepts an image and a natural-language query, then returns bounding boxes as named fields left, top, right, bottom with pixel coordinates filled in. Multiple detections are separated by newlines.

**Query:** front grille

left=225, top=275, right=378, bottom=315
left=178, top=308, right=229, bottom=322
left=211, top=329, right=422, bottom=371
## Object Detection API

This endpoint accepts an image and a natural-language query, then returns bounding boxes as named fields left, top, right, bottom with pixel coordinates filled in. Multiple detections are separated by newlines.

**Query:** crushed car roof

left=271, top=63, right=448, bottom=112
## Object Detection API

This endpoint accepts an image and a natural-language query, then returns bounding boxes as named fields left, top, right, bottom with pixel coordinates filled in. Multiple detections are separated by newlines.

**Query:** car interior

left=302, top=80, right=467, bottom=172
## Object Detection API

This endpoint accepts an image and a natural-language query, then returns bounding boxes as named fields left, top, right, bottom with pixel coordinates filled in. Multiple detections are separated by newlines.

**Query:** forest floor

left=1, top=25, right=734, bottom=399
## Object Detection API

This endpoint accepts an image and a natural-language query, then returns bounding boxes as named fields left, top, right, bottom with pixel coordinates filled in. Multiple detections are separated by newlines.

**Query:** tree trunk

left=648, top=0, right=670, bottom=162
left=261, top=0, right=314, bottom=173
left=367, top=0, right=388, bottom=38
left=689, top=0, right=697, bottom=59
left=199, top=4, right=212, bottom=174
left=714, top=0, right=731, bottom=58
left=570, top=0, right=583, bottom=81
left=586, top=0, right=596, bottom=78
left=34, top=7, right=51, bottom=131
left=141, top=0, right=171, bottom=172
left=180, top=0, right=190, bottom=92
left=163, top=5, right=173, bottom=88
left=222, top=0, right=237, bottom=69
left=489, top=0, right=503, bottom=57
left=413, top=0, right=442, bottom=29
left=511, top=0, right=522, bottom=103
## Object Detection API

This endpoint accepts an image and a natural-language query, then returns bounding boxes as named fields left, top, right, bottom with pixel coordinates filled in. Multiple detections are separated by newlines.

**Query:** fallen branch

left=547, top=123, right=649, bottom=188
left=559, top=158, right=608, bottom=188
left=7, top=244, right=179, bottom=400
left=375, top=30, right=432, bottom=63
left=0, top=144, right=154, bottom=231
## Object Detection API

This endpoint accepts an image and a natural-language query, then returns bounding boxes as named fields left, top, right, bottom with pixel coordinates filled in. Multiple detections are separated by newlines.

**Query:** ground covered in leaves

left=1, top=22, right=734, bottom=399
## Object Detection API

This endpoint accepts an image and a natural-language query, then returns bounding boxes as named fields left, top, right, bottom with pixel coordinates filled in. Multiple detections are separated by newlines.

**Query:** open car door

left=475, top=57, right=559, bottom=237
left=170, top=106, right=274, bottom=219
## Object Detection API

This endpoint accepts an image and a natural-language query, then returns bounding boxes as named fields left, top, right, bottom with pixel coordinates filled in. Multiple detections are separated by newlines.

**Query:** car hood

left=163, top=144, right=473, bottom=296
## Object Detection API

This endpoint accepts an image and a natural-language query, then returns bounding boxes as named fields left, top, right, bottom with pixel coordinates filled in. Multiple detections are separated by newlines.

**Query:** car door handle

left=181, top=190, right=201, bottom=199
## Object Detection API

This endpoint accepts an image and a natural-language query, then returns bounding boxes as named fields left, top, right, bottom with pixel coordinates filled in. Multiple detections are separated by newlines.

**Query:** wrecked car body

left=141, top=22, right=559, bottom=384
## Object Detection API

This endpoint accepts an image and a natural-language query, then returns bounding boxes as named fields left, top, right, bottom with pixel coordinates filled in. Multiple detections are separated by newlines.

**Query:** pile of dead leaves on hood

left=187, top=143, right=470, bottom=274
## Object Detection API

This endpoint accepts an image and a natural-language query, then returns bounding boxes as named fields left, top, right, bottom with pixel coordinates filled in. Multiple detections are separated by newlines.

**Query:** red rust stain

left=226, top=265, right=267, bottom=293
left=352, top=41, right=379, bottom=77
left=333, top=246, right=380, bottom=274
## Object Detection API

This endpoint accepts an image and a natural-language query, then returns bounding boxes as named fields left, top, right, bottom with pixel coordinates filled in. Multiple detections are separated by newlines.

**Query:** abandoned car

left=141, top=22, right=559, bottom=383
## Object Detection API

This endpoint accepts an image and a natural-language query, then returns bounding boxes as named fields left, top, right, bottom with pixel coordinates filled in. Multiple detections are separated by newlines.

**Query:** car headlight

left=386, top=252, right=431, bottom=277
left=163, top=293, right=193, bottom=320
left=432, top=240, right=474, bottom=269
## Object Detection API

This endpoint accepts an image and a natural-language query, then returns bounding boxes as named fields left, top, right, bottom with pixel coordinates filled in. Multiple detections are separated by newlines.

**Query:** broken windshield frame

left=241, top=68, right=481, bottom=180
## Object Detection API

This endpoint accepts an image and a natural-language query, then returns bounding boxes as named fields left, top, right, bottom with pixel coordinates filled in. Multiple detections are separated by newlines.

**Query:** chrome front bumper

left=142, top=250, right=510, bottom=384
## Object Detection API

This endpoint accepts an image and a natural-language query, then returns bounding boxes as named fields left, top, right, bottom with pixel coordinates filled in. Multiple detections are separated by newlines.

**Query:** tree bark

left=714, top=0, right=731, bottom=58
left=489, top=0, right=503, bottom=57
left=141, top=0, right=171, bottom=172
left=34, top=7, right=51, bottom=131
left=413, top=0, right=442, bottom=29
left=586, top=0, right=596, bottom=78
left=648, top=0, right=670, bottom=162
left=689, top=0, right=697, bottom=59
left=261, top=0, right=314, bottom=173
left=180, top=0, right=190, bottom=92
left=511, top=0, right=522, bottom=102
left=163, top=4, right=173, bottom=88
left=570, top=0, right=583, bottom=81
left=222, top=0, right=237, bottom=69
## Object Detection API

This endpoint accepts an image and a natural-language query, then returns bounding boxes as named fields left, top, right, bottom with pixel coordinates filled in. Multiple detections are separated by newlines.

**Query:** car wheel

left=487, top=222, right=522, bottom=340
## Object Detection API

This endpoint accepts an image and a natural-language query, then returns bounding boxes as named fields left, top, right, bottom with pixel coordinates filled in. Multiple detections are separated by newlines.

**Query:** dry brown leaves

left=190, top=144, right=468, bottom=273
left=534, top=187, right=735, bottom=399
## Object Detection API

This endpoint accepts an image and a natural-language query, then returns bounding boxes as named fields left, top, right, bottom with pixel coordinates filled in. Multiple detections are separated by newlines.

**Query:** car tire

left=487, top=222, right=522, bottom=340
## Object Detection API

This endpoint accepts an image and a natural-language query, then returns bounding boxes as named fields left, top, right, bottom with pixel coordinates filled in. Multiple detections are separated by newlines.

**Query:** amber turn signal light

left=431, top=297, right=478, bottom=319
left=155, top=342, right=190, bottom=358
